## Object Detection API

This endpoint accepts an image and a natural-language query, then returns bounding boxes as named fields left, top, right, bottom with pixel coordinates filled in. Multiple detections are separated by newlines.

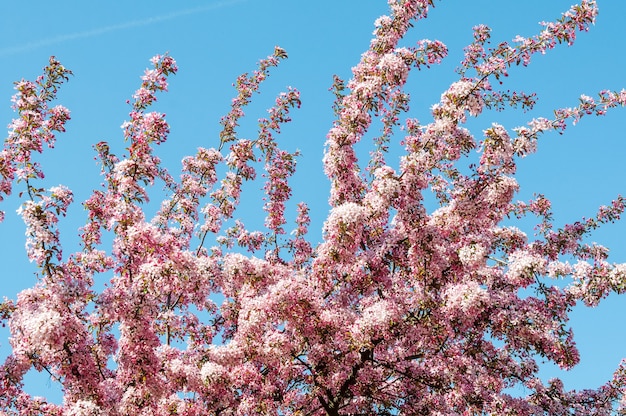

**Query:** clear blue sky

left=1, top=0, right=625, bottom=403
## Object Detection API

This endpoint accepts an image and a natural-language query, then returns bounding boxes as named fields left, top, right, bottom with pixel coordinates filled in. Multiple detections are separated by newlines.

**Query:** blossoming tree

left=1, top=0, right=626, bottom=414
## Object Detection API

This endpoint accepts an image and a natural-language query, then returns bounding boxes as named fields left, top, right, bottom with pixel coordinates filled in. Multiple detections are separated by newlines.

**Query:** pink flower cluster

left=2, top=0, right=626, bottom=414
left=0, top=57, right=72, bottom=223
left=17, top=185, right=73, bottom=266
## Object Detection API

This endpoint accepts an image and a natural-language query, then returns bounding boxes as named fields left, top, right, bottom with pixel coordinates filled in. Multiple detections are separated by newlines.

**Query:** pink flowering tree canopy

left=1, top=0, right=626, bottom=414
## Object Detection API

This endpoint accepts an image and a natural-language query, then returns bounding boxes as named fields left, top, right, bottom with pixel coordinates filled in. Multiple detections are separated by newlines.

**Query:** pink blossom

left=2, top=1, right=626, bottom=414
left=66, top=400, right=100, bottom=416
left=507, top=250, right=547, bottom=286
left=378, top=51, right=409, bottom=83
left=458, top=243, right=487, bottom=267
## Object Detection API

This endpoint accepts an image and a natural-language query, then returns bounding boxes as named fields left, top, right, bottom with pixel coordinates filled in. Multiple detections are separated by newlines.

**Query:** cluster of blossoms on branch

left=1, top=0, right=626, bottom=414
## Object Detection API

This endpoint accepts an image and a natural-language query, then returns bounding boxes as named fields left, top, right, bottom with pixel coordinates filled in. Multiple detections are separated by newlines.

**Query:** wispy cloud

left=0, top=0, right=246, bottom=57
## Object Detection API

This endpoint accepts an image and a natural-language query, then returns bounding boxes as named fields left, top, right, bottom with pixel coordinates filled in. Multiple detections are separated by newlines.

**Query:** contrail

left=0, top=0, right=246, bottom=57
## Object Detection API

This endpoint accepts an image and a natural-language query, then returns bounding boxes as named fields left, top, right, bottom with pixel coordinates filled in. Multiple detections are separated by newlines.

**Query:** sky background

left=1, top=0, right=626, bottom=404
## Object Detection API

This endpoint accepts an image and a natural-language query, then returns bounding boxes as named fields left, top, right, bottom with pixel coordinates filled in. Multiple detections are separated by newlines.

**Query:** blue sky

left=1, top=0, right=625, bottom=403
